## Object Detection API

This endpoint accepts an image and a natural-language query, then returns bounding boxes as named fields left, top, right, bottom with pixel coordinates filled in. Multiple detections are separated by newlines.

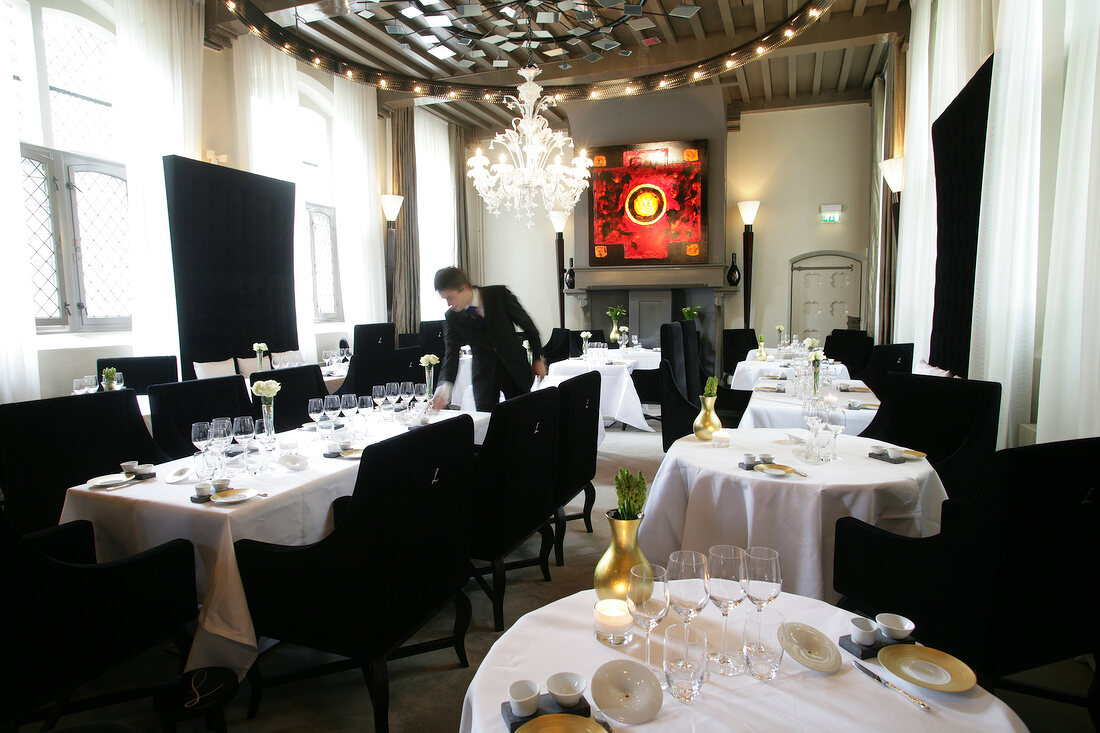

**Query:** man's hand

left=532, top=358, right=547, bottom=378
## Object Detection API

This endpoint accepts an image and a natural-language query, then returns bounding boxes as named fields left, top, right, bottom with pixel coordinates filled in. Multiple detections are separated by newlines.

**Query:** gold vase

left=609, top=320, right=620, bottom=343
left=594, top=510, right=649, bottom=600
left=693, top=395, right=722, bottom=441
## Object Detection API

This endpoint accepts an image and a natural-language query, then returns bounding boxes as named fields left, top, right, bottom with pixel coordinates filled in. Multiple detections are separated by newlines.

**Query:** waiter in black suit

left=430, top=267, right=546, bottom=411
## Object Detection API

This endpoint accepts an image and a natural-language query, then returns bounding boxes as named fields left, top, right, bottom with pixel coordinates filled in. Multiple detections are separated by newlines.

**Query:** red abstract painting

left=589, top=139, right=707, bottom=266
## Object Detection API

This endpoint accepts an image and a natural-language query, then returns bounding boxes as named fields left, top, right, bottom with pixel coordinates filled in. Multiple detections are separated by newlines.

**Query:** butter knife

left=852, top=661, right=931, bottom=712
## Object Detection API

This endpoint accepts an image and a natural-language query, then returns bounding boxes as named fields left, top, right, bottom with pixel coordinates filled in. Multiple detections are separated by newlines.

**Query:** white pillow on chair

left=236, top=355, right=271, bottom=381
left=193, top=359, right=236, bottom=380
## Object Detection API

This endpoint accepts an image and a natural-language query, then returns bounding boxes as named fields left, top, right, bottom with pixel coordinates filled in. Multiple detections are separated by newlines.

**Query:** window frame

left=306, top=202, right=344, bottom=324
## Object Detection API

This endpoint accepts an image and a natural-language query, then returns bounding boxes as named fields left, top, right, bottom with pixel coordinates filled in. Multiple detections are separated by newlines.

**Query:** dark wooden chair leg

left=205, top=708, right=228, bottom=733
left=553, top=506, right=567, bottom=567
left=453, top=590, right=472, bottom=667
left=246, top=664, right=263, bottom=719
left=582, top=482, right=595, bottom=533
left=362, top=656, right=389, bottom=733
left=492, top=557, right=507, bottom=631
left=538, top=522, right=553, bottom=582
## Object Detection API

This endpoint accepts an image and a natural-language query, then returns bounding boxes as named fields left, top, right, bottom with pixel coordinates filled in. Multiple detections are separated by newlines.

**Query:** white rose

left=619, top=326, right=629, bottom=333
left=803, top=337, right=819, bottom=349
left=251, top=379, right=281, bottom=398
left=419, top=354, right=440, bottom=367
left=580, top=331, right=592, bottom=339
left=776, top=325, right=784, bottom=332
left=252, top=342, right=268, bottom=352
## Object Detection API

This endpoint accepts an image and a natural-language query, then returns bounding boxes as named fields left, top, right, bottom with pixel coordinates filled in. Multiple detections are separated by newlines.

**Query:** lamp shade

left=548, top=209, right=569, bottom=234
left=380, top=194, right=404, bottom=222
left=737, top=200, right=760, bottom=226
left=879, top=157, right=905, bottom=193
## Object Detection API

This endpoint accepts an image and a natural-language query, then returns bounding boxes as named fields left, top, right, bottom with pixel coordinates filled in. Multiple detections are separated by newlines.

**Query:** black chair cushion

left=95, top=356, right=178, bottom=395
left=418, top=319, right=446, bottom=358
left=860, top=343, right=914, bottom=395
left=722, top=328, right=758, bottom=373
left=148, top=376, right=254, bottom=460
left=543, top=328, right=571, bottom=365
left=554, top=372, right=600, bottom=505
left=250, top=365, right=328, bottom=432
left=353, top=322, right=396, bottom=358
left=822, top=331, right=874, bottom=379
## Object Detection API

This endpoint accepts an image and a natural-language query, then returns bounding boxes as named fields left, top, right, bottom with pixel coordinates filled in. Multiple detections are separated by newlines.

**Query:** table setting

left=739, top=379, right=880, bottom=434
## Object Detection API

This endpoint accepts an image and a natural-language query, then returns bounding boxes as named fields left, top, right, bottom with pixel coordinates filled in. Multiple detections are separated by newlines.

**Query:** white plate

left=779, top=622, right=842, bottom=674
left=278, top=454, right=309, bottom=471
left=591, top=660, right=662, bottom=725
left=163, top=466, right=192, bottom=484
left=88, top=472, right=135, bottom=488
left=209, top=488, right=257, bottom=504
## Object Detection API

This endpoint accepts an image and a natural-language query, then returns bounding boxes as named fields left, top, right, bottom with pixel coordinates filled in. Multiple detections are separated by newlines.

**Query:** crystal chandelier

left=467, top=66, right=593, bottom=227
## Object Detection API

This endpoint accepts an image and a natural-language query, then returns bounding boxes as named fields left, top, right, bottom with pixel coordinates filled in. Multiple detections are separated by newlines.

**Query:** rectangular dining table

left=59, top=409, right=491, bottom=679
left=738, top=379, right=880, bottom=434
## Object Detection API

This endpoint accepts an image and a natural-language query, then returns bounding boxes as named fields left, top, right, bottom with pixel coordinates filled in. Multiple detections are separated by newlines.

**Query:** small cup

left=546, top=672, right=586, bottom=708
left=194, top=482, right=212, bottom=498
left=135, top=463, right=154, bottom=476
left=849, top=399, right=862, bottom=410
left=876, top=613, right=915, bottom=640
left=211, top=477, right=231, bottom=492
left=885, top=447, right=905, bottom=461
left=742, top=453, right=758, bottom=466
left=120, top=461, right=139, bottom=474
left=870, top=444, right=887, bottom=455
left=849, top=617, right=877, bottom=646
left=757, top=453, right=775, bottom=464
left=279, top=437, right=298, bottom=454
left=338, top=439, right=353, bottom=451
left=508, top=680, right=540, bottom=717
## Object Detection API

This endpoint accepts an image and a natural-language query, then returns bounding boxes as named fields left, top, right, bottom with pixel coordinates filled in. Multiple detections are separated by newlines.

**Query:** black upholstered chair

left=353, top=322, right=396, bottom=359
left=1, top=515, right=197, bottom=730
left=148, top=375, right=254, bottom=460
left=833, top=438, right=1100, bottom=723
left=859, top=373, right=1001, bottom=502
left=235, top=417, right=474, bottom=733
left=542, top=328, right=571, bottom=365
left=95, top=356, right=178, bottom=395
left=0, top=390, right=167, bottom=533
left=860, top=343, right=914, bottom=395
left=552, top=372, right=600, bottom=566
left=568, top=329, right=606, bottom=357
left=334, top=354, right=363, bottom=397
left=360, top=346, right=426, bottom=390
left=822, top=330, right=874, bottom=379
left=249, top=365, right=327, bottom=433
left=680, top=320, right=749, bottom=428
left=417, top=319, right=446, bottom=357
left=659, top=322, right=699, bottom=452
left=397, top=333, right=419, bottom=348
left=470, top=389, right=560, bottom=630
left=722, top=328, right=758, bottom=375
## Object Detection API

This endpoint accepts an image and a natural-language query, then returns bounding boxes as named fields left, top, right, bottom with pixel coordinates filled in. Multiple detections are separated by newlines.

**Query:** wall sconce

left=380, top=194, right=404, bottom=322
left=549, top=209, right=569, bottom=329
left=879, top=157, right=905, bottom=194
left=737, top=200, right=760, bottom=329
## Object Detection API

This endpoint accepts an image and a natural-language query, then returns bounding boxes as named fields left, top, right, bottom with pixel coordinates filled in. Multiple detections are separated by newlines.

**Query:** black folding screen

left=927, top=54, right=994, bottom=377
left=163, top=155, right=299, bottom=380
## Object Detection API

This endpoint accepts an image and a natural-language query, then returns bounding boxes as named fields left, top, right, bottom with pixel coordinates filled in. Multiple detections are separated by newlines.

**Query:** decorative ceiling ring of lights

left=224, top=0, right=835, bottom=103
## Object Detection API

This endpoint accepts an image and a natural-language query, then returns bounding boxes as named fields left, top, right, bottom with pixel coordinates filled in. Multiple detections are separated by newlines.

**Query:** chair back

left=861, top=373, right=1000, bottom=501
left=360, top=346, right=425, bottom=390
left=250, top=365, right=328, bottom=432
left=722, top=329, right=758, bottom=373
left=471, top=389, right=560, bottom=559
left=353, top=322, right=396, bottom=359
left=417, top=320, right=446, bottom=357
left=148, top=375, right=253, bottom=459
left=397, top=333, right=419, bottom=348
left=860, top=343, right=914, bottom=394
left=659, top=322, right=699, bottom=451
left=543, top=328, right=571, bottom=365
left=822, top=331, right=874, bottom=378
left=555, top=372, right=600, bottom=506
left=0, top=390, right=166, bottom=533
left=95, top=356, right=178, bottom=395
left=678, top=319, right=703, bottom=397
left=334, top=354, right=362, bottom=396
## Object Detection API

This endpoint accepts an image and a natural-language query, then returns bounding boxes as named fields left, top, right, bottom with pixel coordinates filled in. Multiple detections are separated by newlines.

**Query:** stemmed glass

left=371, top=385, right=385, bottom=411
left=209, top=417, right=233, bottom=476
left=825, top=407, right=846, bottom=461
left=744, top=547, right=782, bottom=615
left=413, top=383, right=429, bottom=415
left=801, top=398, right=826, bottom=459
left=231, top=416, right=255, bottom=474
left=191, top=422, right=211, bottom=454
left=341, top=393, right=358, bottom=419
left=253, top=419, right=276, bottom=468
left=83, top=375, right=97, bottom=393
left=323, top=394, right=341, bottom=425
left=707, top=545, right=748, bottom=676
left=73, top=378, right=86, bottom=395
left=400, top=381, right=414, bottom=410
left=627, top=564, right=669, bottom=683
left=307, top=398, right=324, bottom=428
left=385, top=382, right=400, bottom=414
left=667, top=550, right=709, bottom=625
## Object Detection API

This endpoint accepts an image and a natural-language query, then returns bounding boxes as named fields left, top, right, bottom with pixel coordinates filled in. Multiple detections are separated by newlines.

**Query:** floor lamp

left=381, top=194, right=404, bottom=322
left=737, top=200, right=760, bottom=329
left=549, top=210, right=569, bottom=329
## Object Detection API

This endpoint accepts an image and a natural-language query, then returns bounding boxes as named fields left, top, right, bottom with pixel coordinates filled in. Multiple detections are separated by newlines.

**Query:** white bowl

left=885, top=447, right=905, bottom=460
left=508, top=680, right=539, bottom=718
left=870, top=444, right=887, bottom=455
left=135, top=463, right=154, bottom=475
left=849, top=617, right=877, bottom=646
left=591, top=660, right=662, bottom=725
left=278, top=454, right=309, bottom=471
left=211, top=478, right=231, bottom=492
left=120, top=461, right=139, bottom=473
left=546, top=672, right=586, bottom=708
left=876, top=613, right=916, bottom=640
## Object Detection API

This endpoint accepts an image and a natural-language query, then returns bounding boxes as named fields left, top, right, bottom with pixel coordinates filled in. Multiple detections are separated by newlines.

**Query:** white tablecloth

left=545, top=360, right=653, bottom=432
left=638, top=429, right=947, bottom=602
left=60, top=409, right=491, bottom=678
left=739, top=380, right=880, bottom=434
left=731, top=354, right=851, bottom=391
left=616, top=347, right=662, bottom=370
left=459, top=590, right=1025, bottom=733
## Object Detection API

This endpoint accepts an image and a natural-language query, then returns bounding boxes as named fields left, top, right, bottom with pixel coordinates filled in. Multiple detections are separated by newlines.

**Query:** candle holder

left=594, top=599, right=635, bottom=646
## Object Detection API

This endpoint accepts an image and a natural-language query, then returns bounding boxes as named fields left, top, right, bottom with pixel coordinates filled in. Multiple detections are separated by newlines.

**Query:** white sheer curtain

left=115, top=0, right=204, bottom=364
left=893, top=0, right=994, bottom=361
left=1037, top=0, right=1100, bottom=442
left=0, top=13, right=40, bottom=402
left=413, top=108, right=456, bottom=321
left=969, top=0, right=1041, bottom=449
left=233, top=35, right=316, bottom=364
left=333, top=78, right=385, bottom=324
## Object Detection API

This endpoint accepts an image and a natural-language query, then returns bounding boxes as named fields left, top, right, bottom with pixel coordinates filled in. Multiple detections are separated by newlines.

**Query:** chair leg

left=40, top=687, right=73, bottom=731
left=362, top=656, right=389, bottom=733
left=453, top=590, right=472, bottom=667
left=246, top=663, right=263, bottom=719
left=204, top=709, right=228, bottom=733
left=171, top=626, right=194, bottom=670
left=492, top=557, right=507, bottom=631
left=538, top=522, right=554, bottom=582
left=554, top=506, right=567, bottom=567
left=582, top=482, right=595, bottom=533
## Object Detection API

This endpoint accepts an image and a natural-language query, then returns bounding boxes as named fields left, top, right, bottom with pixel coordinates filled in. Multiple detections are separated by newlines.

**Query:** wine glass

left=667, top=550, right=709, bottom=625
left=745, top=547, right=782, bottom=614
left=707, top=545, right=748, bottom=676
left=627, top=564, right=669, bottom=681
left=825, top=407, right=846, bottom=461
left=341, top=393, right=358, bottom=418
left=191, top=422, right=211, bottom=453
left=114, top=371, right=125, bottom=389
left=801, top=398, right=826, bottom=459
left=323, top=394, right=341, bottom=424
left=413, top=383, right=428, bottom=414
left=386, top=382, right=400, bottom=407
left=400, top=381, right=414, bottom=409
left=209, top=418, right=233, bottom=476
left=83, top=375, right=97, bottom=393
left=253, top=419, right=276, bottom=469
left=371, top=385, right=386, bottom=410
left=631, top=334, right=640, bottom=348
left=232, top=416, right=255, bottom=448
left=307, top=398, right=324, bottom=426
left=73, top=378, right=86, bottom=395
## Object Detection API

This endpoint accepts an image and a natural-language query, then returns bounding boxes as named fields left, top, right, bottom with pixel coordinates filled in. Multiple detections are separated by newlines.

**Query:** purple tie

left=468, top=306, right=484, bottom=325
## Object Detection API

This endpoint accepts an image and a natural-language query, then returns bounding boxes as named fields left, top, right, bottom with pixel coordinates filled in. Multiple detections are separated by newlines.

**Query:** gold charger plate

left=755, top=385, right=779, bottom=392
left=860, top=403, right=880, bottom=409
left=209, top=488, right=257, bottom=504
left=904, top=449, right=928, bottom=459
left=340, top=448, right=363, bottom=459
left=878, top=645, right=976, bottom=692
left=516, top=714, right=604, bottom=733
left=848, top=386, right=872, bottom=392
left=754, top=463, right=796, bottom=477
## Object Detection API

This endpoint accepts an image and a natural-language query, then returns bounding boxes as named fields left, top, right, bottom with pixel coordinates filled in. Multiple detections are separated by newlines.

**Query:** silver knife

left=852, top=661, right=931, bottom=712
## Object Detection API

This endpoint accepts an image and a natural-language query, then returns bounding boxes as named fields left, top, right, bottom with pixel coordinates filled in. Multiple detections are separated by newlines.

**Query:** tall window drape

left=450, top=124, right=475, bottom=281
left=333, top=77, right=385, bottom=324
left=867, top=76, right=886, bottom=342
left=391, top=107, right=420, bottom=334
left=115, top=0, right=204, bottom=364
left=414, top=109, right=455, bottom=321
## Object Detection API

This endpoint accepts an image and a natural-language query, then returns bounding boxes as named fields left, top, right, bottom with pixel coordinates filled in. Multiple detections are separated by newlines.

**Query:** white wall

left=725, top=103, right=872, bottom=334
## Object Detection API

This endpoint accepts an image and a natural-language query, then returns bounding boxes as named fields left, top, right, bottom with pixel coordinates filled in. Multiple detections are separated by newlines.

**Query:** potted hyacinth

left=420, top=353, right=439, bottom=397
left=251, top=379, right=281, bottom=439
left=594, top=468, right=650, bottom=600
left=681, top=305, right=701, bottom=321
left=101, top=367, right=118, bottom=391
left=252, top=342, right=268, bottom=372
left=694, top=376, right=722, bottom=441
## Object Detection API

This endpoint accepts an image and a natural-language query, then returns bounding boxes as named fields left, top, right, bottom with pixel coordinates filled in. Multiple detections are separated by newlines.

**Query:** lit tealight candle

left=711, top=429, right=730, bottom=448
left=593, top=599, right=634, bottom=646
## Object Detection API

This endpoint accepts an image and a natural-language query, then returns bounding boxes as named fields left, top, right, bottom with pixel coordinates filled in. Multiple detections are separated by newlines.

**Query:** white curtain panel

left=0, top=12, right=40, bottom=403
left=115, top=0, right=204, bottom=363
left=969, top=0, right=1041, bottom=449
left=413, top=108, right=456, bottom=321
left=893, top=0, right=994, bottom=362
left=333, top=77, right=385, bottom=324
left=232, top=35, right=316, bottom=365
left=1037, top=0, right=1100, bottom=442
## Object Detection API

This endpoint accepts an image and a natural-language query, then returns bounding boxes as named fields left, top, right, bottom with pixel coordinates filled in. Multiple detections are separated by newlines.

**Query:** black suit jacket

left=441, top=285, right=543, bottom=409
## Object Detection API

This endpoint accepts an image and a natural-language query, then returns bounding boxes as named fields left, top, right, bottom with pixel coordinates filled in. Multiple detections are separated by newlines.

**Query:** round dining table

left=459, top=589, right=1026, bottom=732
left=638, top=429, right=946, bottom=603
left=738, top=380, right=880, bottom=434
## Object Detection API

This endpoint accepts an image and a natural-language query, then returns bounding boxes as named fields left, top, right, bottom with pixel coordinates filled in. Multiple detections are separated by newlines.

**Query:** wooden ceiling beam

left=760, top=57, right=773, bottom=101
left=752, top=0, right=766, bottom=33
left=717, top=0, right=736, bottom=37
left=727, top=87, right=871, bottom=122
left=651, top=0, right=680, bottom=45
left=836, top=45, right=853, bottom=92
left=853, top=0, right=868, bottom=18
left=317, top=18, right=425, bottom=76
left=735, top=66, right=750, bottom=103
left=812, top=50, right=823, bottom=95
left=788, top=54, right=796, bottom=98
left=862, top=41, right=886, bottom=89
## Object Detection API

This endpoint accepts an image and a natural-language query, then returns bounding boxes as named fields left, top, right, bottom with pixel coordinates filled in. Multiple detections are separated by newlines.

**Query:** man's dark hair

left=434, top=266, right=470, bottom=292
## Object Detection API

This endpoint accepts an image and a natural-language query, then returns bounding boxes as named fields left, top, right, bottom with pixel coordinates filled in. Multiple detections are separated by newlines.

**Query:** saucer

left=163, top=466, right=192, bottom=484
left=590, top=660, right=662, bottom=725
left=88, top=473, right=135, bottom=488
left=779, top=622, right=842, bottom=674
left=878, top=645, right=975, bottom=692
left=278, top=454, right=310, bottom=470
